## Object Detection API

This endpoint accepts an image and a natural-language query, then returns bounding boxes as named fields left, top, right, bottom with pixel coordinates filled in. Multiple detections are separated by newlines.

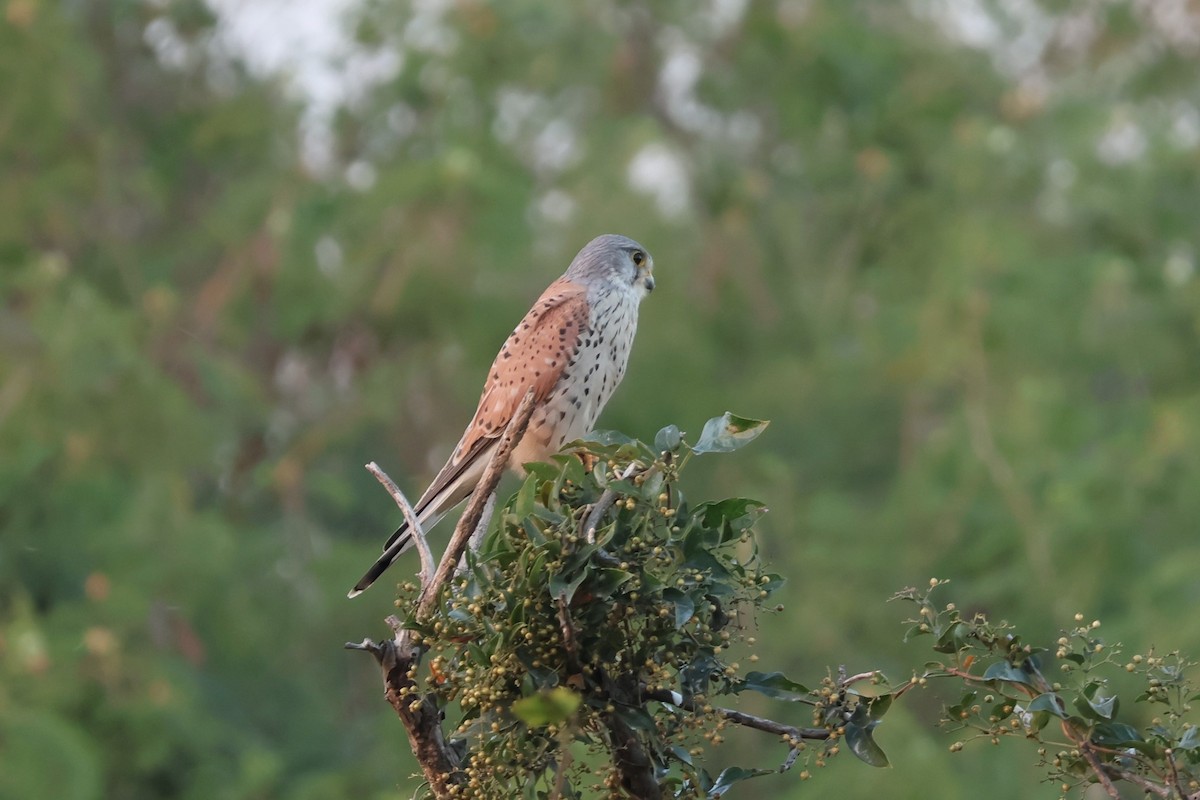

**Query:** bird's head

left=566, top=234, right=655, bottom=300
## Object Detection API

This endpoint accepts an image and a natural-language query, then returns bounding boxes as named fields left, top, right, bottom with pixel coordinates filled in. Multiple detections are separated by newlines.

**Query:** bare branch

left=1166, top=747, right=1184, bottom=798
left=1107, top=768, right=1172, bottom=798
left=344, top=629, right=464, bottom=795
left=418, top=389, right=537, bottom=619
left=366, top=461, right=434, bottom=586
left=642, top=688, right=831, bottom=743
left=781, top=745, right=804, bottom=773
left=556, top=595, right=581, bottom=673
left=840, top=670, right=881, bottom=688
left=584, top=462, right=641, bottom=544
left=1077, top=743, right=1122, bottom=799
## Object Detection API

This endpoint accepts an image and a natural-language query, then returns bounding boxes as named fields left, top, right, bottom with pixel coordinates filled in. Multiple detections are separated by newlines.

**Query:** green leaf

left=694, top=498, right=767, bottom=536
left=737, top=671, right=810, bottom=701
left=707, top=767, right=772, bottom=797
left=1177, top=725, right=1200, bottom=751
left=615, top=704, right=657, bottom=733
left=669, top=744, right=694, bottom=767
left=655, top=424, right=683, bottom=452
left=1075, top=683, right=1118, bottom=721
left=525, top=551, right=548, bottom=587
left=1026, top=711, right=1053, bottom=733
left=983, top=661, right=1034, bottom=691
left=641, top=469, right=665, bottom=501
left=903, top=623, right=931, bottom=641
left=692, top=413, right=769, bottom=454
left=511, top=688, right=582, bottom=727
left=757, top=573, right=785, bottom=593
left=586, top=568, right=634, bottom=599
left=521, top=518, right=548, bottom=547
left=1028, top=692, right=1068, bottom=719
left=866, top=693, right=893, bottom=720
left=549, top=567, right=589, bottom=604
left=1092, top=722, right=1155, bottom=755
left=844, top=719, right=890, bottom=767
left=663, top=588, right=695, bottom=628
left=514, top=472, right=540, bottom=519
left=681, top=653, right=721, bottom=696
left=550, top=453, right=585, bottom=494
left=580, top=430, right=636, bottom=447
left=932, top=621, right=969, bottom=653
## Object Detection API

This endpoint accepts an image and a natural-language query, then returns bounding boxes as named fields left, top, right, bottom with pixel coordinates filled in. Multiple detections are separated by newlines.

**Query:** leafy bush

left=364, top=420, right=1200, bottom=800
left=895, top=582, right=1200, bottom=799
left=382, top=414, right=891, bottom=797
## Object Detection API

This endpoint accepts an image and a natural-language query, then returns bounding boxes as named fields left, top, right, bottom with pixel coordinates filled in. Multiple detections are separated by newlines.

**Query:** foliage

left=895, top=581, right=1200, bottom=799
left=385, top=415, right=894, bottom=796
left=387, top=415, right=871, bottom=797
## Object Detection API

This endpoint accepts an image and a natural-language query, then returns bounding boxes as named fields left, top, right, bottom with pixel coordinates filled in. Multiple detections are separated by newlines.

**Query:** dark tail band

left=346, top=526, right=411, bottom=598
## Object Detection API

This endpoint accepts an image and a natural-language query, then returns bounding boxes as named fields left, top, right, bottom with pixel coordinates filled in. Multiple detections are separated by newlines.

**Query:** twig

left=366, top=461, right=434, bottom=586
left=1077, top=742, right=1121, bottom=799
left=597, top=669, right=660, bottom=797
left=781, top=745, right=804, bottom=773
left=1166, top=747, right=1184, bottom=797
left=549, top=750, right=573, bottom=800
left=418, top=389, right=537, bottom=619
left=556, top=596, right=581, bottom=672
left=1108, top=768, right=1172, bottom=798
left=584, top=462, right=641, bottom=544
left=840, top=670, right=880, bottom=688
left=641, top=688, right=831, bottom=743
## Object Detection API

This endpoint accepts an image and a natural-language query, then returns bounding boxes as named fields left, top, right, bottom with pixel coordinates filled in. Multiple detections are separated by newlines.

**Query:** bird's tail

left=348, top=440, right=497, bottom=598
left=346, top=507, right=447, bottom=598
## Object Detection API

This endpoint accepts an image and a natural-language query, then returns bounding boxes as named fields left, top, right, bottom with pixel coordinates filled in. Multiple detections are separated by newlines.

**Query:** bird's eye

left=631, top=250, right=645, bottom=267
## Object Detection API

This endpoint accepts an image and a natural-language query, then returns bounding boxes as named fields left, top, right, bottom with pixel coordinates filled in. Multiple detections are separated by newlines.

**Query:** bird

left=348, top=234, right=655, bottom=598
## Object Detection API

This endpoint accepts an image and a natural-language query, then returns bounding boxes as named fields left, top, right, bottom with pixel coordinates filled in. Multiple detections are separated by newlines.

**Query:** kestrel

left=348, top=234, right=655, bottom=597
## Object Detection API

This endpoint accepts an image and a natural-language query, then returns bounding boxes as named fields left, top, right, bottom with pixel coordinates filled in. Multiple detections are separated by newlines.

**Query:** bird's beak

left=644, top=275, right=656, bottom=293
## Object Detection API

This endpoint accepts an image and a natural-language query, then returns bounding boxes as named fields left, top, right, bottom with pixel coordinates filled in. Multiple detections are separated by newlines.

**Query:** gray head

left=564, top=234, right=655, bottom=298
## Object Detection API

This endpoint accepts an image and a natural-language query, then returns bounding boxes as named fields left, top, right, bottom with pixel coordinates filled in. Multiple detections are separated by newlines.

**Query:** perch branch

left=366, top=461, right=434, bottom=586
left=418, top=389, right=536, bottom=619
left=348, top=390, right=537, bottom=798
left=345, top=616, right=463, bottom=795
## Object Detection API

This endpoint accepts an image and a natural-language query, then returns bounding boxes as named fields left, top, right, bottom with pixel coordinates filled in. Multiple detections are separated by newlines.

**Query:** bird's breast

left=526, top=290, right=640, bottom=456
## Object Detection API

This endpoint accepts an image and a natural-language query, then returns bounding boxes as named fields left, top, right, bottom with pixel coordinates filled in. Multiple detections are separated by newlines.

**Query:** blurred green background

left=4, top=0, right=1200, bottom=797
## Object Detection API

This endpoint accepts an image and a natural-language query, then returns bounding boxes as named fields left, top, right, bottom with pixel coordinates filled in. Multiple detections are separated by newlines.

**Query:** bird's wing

left=460, top=279, right=590, bottom=450
left=375, top=277, right=590, bottom=555
left=420, top=277, right=590, bottom=505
